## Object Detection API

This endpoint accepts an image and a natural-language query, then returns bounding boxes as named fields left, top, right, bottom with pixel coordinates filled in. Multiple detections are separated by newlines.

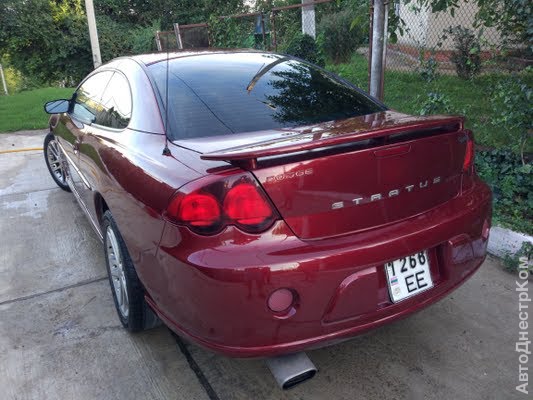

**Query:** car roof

left=128, top=49, right=267, bottom=66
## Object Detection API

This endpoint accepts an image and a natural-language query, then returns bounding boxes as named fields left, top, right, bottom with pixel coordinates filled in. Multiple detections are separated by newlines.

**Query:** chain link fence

left=385, top=1, right=528, bottom=76
left=155, top=1, right=528, bottom=80
left=154, top=1, right=351, bottom=55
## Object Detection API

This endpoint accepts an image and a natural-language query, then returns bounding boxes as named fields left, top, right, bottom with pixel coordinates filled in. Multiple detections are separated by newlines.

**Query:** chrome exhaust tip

left=265, top=352, right=317, bottom=390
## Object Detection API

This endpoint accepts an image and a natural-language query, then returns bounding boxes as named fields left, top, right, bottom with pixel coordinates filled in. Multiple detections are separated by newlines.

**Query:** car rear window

left=148, top=53, right=385, bottom=140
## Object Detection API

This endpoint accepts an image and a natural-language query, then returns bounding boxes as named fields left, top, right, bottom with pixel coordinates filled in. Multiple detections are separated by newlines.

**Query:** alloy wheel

left=46, top=139, right=67, bottom=186
left=106, top=226, right=129, bottom=318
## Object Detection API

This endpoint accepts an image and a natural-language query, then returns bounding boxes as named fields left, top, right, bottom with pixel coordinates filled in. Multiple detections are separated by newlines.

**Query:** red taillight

left=463, top=135, right=474, bottom=173
left=175, top=193, right=221, bottom=227
left=224, top=183, right=273, bottom=226
left=165, top=173, right=278, bottom=235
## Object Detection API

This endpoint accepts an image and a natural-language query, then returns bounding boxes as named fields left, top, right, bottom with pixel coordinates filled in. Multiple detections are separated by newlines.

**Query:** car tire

left=43, top=133, right=70, bottom=192
left=102, top=210, right=145, bottom=332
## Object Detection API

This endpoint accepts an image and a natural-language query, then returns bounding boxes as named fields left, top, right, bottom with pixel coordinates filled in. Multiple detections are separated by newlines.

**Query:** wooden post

left=173, top=23, right=184, bottom=50
left=155, top=31, right=162, bottom=52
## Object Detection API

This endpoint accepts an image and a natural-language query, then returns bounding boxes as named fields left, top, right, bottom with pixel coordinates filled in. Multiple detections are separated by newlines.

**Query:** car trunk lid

left=177, top=111, right=469, bottom=239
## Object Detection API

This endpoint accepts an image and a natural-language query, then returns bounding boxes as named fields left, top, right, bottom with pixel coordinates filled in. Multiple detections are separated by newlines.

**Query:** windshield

left=148, top=52, right=386, bottom=140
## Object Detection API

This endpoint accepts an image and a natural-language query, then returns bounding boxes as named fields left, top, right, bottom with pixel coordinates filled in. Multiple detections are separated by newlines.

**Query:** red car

left=43, top=50, right=491, bottom=360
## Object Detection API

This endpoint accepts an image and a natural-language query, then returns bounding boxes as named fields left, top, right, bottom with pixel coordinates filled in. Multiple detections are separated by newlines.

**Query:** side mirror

left=44, top=99, right=70, bottom=114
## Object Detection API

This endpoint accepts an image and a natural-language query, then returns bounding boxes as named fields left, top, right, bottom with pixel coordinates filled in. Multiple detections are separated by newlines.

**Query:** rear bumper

left=146, top=178, right=491, bottom=358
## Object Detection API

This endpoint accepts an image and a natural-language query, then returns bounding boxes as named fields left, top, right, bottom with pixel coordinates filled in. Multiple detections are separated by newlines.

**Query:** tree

left=0, top=0, right=92, bottom=85
left=0, top=0, right=249, bottom=86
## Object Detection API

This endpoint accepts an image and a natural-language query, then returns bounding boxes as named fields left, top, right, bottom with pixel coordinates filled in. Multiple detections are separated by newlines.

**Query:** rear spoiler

left=200, top=115, right=464, bottom=169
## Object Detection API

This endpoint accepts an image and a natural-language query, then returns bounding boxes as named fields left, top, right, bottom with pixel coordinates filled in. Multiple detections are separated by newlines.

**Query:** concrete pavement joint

left=172, top=332, right=221, bottom=400
left=0, top=276, right=108, bottom=307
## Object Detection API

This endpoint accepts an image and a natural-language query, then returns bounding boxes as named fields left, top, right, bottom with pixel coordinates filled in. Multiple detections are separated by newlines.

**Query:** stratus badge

left=331, top=176, right=442, bottom=210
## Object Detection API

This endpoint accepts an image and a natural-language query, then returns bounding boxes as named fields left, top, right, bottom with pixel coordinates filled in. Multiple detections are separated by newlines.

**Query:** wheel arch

left=94, top=192, right=110, bottom=228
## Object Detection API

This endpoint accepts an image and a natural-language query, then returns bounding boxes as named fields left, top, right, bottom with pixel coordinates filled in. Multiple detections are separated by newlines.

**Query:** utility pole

left=84, top=0, right=102, bottom=68
left=369, top=0, right=386, bottom=100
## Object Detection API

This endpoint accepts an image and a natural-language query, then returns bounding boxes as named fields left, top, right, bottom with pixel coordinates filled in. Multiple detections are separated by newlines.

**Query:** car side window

left=95, top=73, right=132, bottom=129
left=72, top=71, right=113, bottom=124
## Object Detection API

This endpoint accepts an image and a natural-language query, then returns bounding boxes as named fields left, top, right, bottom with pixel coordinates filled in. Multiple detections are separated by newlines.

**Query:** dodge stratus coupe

left=43, top=51, right=491, bottom=383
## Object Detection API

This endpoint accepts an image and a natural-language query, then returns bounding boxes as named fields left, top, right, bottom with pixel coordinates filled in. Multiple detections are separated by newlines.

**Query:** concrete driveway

left=0, top=131, right=525, bottom=400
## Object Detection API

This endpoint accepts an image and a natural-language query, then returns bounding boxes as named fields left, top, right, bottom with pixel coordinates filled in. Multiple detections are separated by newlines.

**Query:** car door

left=57, top=71, right=113, bottom=226
left=75, top=71, right=133, bottom=224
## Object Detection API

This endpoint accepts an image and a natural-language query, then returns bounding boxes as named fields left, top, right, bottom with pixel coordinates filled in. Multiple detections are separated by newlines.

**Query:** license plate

left=385, top=251, right=434, bottom=303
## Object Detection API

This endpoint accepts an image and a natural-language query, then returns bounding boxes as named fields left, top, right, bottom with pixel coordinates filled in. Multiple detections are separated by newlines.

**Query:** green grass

left=327, top=54, right=527, bottom=150
left=0, top=87, right=74, bottom=132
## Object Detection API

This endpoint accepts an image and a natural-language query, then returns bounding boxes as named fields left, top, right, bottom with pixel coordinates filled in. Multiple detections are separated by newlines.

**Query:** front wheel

left=43, top=133, right=70, bottom=191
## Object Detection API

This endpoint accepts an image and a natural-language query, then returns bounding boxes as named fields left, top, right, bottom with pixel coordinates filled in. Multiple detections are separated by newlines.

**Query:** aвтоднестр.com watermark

left=516, top=254, right=532, bottom=395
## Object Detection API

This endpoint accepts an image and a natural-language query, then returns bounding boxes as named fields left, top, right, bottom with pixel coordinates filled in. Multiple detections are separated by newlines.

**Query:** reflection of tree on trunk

left=264, top=63, right=372, bottom=126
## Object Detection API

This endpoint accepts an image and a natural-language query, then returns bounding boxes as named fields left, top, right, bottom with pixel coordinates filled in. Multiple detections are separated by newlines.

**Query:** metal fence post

left=369, top=0, right=386, bottom=100
left=261, top=14, right=267, bottom=49
left=271, top=11, right=278, bottom=51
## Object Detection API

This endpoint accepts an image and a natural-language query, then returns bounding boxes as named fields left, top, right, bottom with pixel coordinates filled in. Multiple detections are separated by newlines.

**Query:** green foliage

left=94, top=0, right=246, bottom=29
left=443, top=26, right=482, bottom=80
left=417, top=50, right=439, bottom=83
left=489, top=73, right=532, bottom=164
left=284, top=33, right=325, bottom=67
left=418, top=92, right=452, bottom=115
left=502, top=241, right=533, bottom=273
left=476, top=149, right=533, bottom=234
left=317, top=8, right=366, bottom=65
left=130, top=22, right=161, bottom=54
left=0, top=0, right=247, bottom=87
left=0, top=0, right=91, bottom=85
left=95, top=15, right=135, bottom=63
left=475, top=0, right=532, bottom=52
left=271, top=2, right=301, bottom=52
left=2, top=65, right=23, bottom=94
left=208, top=15, right=256, bottom=49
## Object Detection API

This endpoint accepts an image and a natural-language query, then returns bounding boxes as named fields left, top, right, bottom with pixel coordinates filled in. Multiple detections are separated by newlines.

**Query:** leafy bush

left=489, top=74, right=532, bottom=164
left=476, top=149, right=532, bottom=234
left=284, top=33, right=325, bottom=67
left=130, top=22, right=160, bottom=54
left=418, top=50, right=439, bottom=83
left=208, top=16, right=257, bottom=49
left=317, top=8, right=366, bottom=64
left=418, top=92, right=452, bottom=115
left=271, top=7, right=301, bottom=52
left=444, top=26, right=482, bottom=80
left=502, top=241, right=533, bottom=273
left=0, top=63, right=23, bottom=94
left=475, top=0, right=532, bottom=51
